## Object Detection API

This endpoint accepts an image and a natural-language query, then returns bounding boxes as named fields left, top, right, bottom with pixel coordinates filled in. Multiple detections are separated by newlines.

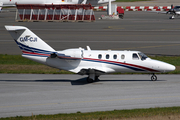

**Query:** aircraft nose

left=166, top=64, right=176, bottom=72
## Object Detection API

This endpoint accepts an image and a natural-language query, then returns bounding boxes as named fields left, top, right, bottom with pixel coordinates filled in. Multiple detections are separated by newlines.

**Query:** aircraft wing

left=70, top=66, right=115, bottom=75
left=0, top=2, right=2, bottom=9
left=85, top=0, right=115, bottom=6
left=0, top=2, right=16, bottom=7
left=157, top=11, right=180, bottom=15
left=157, top=11, right=168, bottom=14
left=148, top=11, right=167, bottom=14
left=1, top=5, right=16, bottom=7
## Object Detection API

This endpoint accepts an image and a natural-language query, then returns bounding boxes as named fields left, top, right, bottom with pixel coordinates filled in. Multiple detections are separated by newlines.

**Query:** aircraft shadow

left=0, top=77, right=166, bottom=85
left=35, top=78, right=90, bottom=85
left=99, top=79, right=166, bottom=82
left=0, top=77, right=90, bottom=85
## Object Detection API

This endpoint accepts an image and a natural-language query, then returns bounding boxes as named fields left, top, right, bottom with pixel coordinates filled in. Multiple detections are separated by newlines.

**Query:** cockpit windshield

left=138, top=52, right=148, bottom=60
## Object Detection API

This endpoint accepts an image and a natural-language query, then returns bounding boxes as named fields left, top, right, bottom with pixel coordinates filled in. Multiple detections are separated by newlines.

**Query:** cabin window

left=121, top=54, right=125, bottom=59
left=113, top=54, right=117, bottom=59
left=132, top=53, right=139, bottom=60
left=98, top=54, right=102, bottom=59
left=106, top=54, right=109, bottom=59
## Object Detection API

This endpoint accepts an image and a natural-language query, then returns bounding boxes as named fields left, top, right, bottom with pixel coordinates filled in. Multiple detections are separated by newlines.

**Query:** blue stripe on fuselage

left=82, top=58, right=145, bottom=71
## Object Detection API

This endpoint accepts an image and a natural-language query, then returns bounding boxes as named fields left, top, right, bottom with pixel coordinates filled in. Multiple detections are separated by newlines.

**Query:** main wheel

left=95, top=76, right=99, bottom=81
left=87, top=77, right=93, bottom=83
left=151, top=75, right=157, bottom=81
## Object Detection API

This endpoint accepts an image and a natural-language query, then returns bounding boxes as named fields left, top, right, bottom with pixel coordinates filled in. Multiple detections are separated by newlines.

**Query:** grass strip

left=0, top=65, right=72, bottom=74
left=0, top=54, right=180, bottom=74
left=0, top=107, right=180, bottom=120
left=0, top=54, right=72, bottom=74
left=0, top=54, right=40, bottom=65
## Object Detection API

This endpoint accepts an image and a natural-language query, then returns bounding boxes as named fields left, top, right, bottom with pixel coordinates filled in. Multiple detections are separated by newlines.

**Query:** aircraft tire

left=151, top=75, right=157, bottom=81
left=87, top=77, right=93, bottom=83
left=169, top=16, right=175, bottom=19
left=95, top=76, right=99, bottom=81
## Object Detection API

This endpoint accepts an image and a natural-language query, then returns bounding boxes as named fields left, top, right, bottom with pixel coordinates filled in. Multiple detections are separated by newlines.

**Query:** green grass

left=0, top=107, right=180, bottom=120
left=0, top=54, right=40, bottom=65
left=0, top=54, right=180, bottom=74
left=151, top=56, right=180, bottom=66
left=150, top=56, right=180, bottom=74
left=0, top=54, right=72, bottom=74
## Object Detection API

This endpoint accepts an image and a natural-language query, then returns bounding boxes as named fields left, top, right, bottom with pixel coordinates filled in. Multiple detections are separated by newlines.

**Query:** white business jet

left=158, top=5, right=180, bottom=19
left=5, top=26, right=175, bottom=83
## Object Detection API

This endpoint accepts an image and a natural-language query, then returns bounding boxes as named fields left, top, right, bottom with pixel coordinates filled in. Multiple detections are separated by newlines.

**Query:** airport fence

left=15, top=4, right=95, bottom=22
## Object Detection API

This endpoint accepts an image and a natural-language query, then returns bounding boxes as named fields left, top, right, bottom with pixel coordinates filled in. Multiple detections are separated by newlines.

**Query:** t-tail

left=5, top=25, right=55, bottom=64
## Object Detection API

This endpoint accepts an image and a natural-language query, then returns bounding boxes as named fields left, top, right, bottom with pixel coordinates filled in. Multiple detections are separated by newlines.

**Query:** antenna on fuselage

left=87, top=46, right=91, bottom=51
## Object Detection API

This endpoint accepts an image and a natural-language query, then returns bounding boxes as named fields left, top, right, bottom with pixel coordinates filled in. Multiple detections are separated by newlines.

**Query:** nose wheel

left=151, top=74, right=157, bottom=81
left=169, top=15, right=175, bottom=19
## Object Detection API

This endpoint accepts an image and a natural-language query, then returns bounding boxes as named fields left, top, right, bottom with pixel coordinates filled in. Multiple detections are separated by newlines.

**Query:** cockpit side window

left=132, top=53, right=139, bottom=60
left=138, top=52, right=148, bottom=60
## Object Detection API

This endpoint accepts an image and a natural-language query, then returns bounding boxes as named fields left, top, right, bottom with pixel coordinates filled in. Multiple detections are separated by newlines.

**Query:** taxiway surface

left=0, top=8, right=180, bottom=55
left=0, top=74, right=180, bottom=118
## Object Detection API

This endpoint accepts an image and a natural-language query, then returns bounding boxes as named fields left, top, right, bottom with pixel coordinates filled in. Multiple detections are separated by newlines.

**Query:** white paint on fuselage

left=32, top=48, right=175, bottom=74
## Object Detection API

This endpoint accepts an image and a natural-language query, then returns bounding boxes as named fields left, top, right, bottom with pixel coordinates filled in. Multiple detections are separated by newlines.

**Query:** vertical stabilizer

left=5, top=25, right=55, bottom=57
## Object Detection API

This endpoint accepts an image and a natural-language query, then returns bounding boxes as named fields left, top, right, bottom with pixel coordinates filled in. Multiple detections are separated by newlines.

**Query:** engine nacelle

left=50, top=49, right=83, bottom=60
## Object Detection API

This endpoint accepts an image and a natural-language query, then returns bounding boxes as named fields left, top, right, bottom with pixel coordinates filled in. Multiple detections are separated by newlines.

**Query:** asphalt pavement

left=0, top=74, right=180, bottom=118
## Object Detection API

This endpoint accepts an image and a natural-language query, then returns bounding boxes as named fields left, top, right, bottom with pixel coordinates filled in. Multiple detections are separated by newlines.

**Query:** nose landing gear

left=151, top=73, right=157, bottom=81
left=169, top=15, right=175, bottom=19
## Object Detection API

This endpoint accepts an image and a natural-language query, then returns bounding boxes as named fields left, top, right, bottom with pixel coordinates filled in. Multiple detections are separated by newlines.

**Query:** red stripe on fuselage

left=83, top=57, right=159, bottom=72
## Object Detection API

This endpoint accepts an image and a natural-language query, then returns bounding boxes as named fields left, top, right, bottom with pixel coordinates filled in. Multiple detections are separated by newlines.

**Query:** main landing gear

left=151, top=73, right=157, bottom=81
left=85, top=69, right=100, bottom=83
left=86, top=75, right=99, bottom=83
